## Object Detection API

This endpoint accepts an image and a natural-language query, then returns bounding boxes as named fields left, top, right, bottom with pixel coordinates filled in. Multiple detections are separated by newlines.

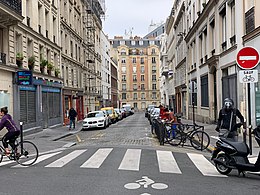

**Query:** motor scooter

left=212, top=125, right=260, bottom=177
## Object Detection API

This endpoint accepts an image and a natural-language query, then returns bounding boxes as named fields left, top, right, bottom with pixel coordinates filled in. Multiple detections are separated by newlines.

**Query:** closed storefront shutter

left=19, top=89, right=36, bottom=124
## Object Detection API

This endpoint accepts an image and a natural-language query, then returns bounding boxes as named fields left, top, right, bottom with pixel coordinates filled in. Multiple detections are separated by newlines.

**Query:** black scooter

left=212, top=125, right=260, bottom=177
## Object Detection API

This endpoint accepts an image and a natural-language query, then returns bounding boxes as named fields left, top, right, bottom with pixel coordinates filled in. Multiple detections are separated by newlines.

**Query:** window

left=122, top=93, right=126, bottom=99
left=141, top=93, right=145, bottom=100
left=152, top=75, right=156, bottom=81
left=140, top=49, right=144, bottom=55
left=120, top=41, right=125, bottom=45
left=133, top=93, right=137, bottom=100
left=201, top=75, right=209, bottom=107
left=141, top=84, right=145, bottom=90
left=121, top=49, right=126, bottom=55
left=152, top=65, right=156, bottom=73
left=141, top=75, right=145, bottom=81
left=220, top=7, right=227, bottom=50
left=210, top=19, right=215, bottom=54
left=152, top=57, right=156, bottom=63
left=133, top=75, right=137, bottom=81
left=122, top=75, right=126, bottom=81
left=132, top=57, right=136, bottom=63
left=121, top=58, right=126, bottom=63
left=133, top=66, right=137, bottom=73
left=150, top=40, right=155, bottom=45
left=141, top=66, right=145, bottom=73
left=141, top=102, right=146, bottom=109
left=134, top=103, right=137, bottom=109
left=139, top=40, right=143, bottom=45
left=122, top=84, right=126, bottom=91
left=131, top=40, right=135, bottom=45
left=133, top=84, right=137, bottom=91
left=151, top=48, right=156, bottom=54
left=152, top=92, right=156, bottom=99
left=122, top=66, right=126, bottom=73
left=152, top=84, right=156, bottom=90
left=140, top=57, right=144, bottom=64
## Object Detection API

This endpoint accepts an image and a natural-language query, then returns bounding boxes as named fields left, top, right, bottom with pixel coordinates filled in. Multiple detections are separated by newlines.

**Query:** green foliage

left=16, top=52, right=24, bottom=60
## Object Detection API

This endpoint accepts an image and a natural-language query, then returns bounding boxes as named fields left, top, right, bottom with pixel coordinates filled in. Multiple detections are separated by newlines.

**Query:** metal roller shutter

left=20, top=91, right=27, bottom=123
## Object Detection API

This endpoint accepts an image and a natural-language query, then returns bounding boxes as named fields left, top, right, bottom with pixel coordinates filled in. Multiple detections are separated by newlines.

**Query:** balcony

left=0, top=0, right=23, bottom=27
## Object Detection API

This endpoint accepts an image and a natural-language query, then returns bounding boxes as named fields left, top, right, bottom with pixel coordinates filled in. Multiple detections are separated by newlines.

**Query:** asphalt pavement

left=2, top=114, right=258, bottom=157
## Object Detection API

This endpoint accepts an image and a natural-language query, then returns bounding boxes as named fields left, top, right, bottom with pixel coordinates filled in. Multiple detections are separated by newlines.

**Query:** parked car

left=114, top=108, right=123, bottom=120
left=82, top=111, right=109, bottom=130
left=101, top=107, right=118, bottom=123
left=120, top=108, right=126, bottom=118
left=145, top=105, right=155, bottom=117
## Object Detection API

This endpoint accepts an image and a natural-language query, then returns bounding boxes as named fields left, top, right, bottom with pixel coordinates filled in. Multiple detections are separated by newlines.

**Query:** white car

left=82, top=111, right=108, bottom=130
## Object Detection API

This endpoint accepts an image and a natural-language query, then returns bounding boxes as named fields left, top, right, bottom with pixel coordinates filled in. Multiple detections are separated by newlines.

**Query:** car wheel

left=103, top=122, right=107, bottom=129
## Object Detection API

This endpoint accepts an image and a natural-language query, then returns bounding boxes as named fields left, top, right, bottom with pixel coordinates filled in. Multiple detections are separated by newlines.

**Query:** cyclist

left=0, top=107, right=20, bottom=155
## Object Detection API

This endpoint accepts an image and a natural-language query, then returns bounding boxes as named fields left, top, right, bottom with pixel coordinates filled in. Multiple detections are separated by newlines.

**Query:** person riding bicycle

left=215, top=98, right=245, bottom=141
left=0, top=107, right=20, bottom=155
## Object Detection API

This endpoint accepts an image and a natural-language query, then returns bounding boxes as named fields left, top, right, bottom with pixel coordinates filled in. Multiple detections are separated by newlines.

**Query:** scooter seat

left=221, top=139, right=249, bottom=155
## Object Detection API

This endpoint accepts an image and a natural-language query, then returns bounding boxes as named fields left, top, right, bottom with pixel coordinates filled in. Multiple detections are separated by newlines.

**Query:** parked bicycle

left=164, top=122, right=210, bottom=151
left=0, top=134, right=39, bottom=166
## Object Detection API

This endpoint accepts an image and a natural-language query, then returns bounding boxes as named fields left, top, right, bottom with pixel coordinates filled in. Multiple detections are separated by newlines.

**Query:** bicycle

left=164, top=122, right=210, bottom=151
left=0, top=135, right=39, bottom=166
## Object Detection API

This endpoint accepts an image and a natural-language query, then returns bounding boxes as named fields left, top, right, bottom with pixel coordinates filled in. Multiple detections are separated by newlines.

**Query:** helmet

left=223, top=98, right=234, bottom=110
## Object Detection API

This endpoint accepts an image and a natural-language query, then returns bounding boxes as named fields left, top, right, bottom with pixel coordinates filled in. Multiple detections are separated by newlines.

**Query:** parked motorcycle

left=211, top=125, right=260, bottom=176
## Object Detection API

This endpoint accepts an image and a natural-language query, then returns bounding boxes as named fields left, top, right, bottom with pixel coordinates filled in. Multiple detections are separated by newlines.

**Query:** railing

left=0, top=0, right=22, bottom=15
left=0, top=52, right=6, bottom=64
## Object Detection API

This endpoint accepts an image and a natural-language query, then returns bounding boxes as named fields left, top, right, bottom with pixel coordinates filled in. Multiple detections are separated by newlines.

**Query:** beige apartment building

left=110, top=36, right=161, bottom=110
left=0, top=0, right=106, bottom=131
left=162, top=0, right=260, bottom=126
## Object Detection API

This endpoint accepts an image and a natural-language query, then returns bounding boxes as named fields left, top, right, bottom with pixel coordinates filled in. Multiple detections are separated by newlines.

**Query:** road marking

left=80, top=148, right=113, bottom=168
left=13, top=151, right=62, bottom=168
left=45, top=150, right=86, bottom=167
left=187, top=153, right=227, bottom=177
left=118, top=149, right=141, bottom=171
left=156, top=150, right=182, bottom=174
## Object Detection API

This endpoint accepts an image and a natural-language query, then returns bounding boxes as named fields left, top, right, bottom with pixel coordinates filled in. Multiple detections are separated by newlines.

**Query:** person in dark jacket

left=68, top=107, right=77, bottom=130
left=215, top=98, right=245, bottom=141
left=0, top=107, right=20, bottom=155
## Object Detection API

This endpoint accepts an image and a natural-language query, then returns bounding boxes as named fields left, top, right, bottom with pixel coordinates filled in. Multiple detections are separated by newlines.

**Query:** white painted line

left=80, top=148, right=113, bottom=168
left=45, top=150, right=86, bottom=167
left=187, top=153, right=227, bottom=177
left=239, top=56, right=257, bottom=61
left=0, top=158, right=16, bottom=166
left=118, top=149, right=141, bottom=171
left=156, top=150, right=182, bottom=174
left=12, top=151, right=62, bottom=168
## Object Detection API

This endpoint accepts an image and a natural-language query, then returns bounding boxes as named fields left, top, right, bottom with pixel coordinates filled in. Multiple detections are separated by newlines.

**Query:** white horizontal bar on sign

left=45, top=150, right=86, bottom=167
left=156, top=150, right=182, bottom=174
left=80, top=148, right=113, bottom=168
left=118, top=149, right=141, bottom=171
left=187, top=153, right=227, bottom=177
left=239, top=56, right=257, bottom=60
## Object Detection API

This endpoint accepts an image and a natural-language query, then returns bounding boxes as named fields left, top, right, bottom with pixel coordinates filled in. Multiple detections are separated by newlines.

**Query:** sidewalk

left=181, top=119, right=260, bottom=157
left=21, top=122, right=82, bottom=154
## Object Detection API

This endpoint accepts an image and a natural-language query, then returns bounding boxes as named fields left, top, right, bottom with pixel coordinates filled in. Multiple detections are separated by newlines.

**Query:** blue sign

left=17, top=71, right=32, bottom=85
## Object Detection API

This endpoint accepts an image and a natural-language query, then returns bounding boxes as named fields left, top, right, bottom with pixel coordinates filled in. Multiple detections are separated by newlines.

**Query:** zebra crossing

left=1, top=148, right=227, bottom=177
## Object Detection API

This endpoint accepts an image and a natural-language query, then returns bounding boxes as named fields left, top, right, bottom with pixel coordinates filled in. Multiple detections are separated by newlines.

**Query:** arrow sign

left=236, top=47, right=259, bottom=69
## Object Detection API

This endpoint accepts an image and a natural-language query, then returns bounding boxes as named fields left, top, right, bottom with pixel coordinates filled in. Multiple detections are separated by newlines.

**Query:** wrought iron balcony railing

left=0, top=0, right=22, bottom=15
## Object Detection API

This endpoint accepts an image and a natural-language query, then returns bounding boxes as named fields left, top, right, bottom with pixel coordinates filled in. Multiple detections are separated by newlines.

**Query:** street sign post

left=237, top=47, right=259, bottom=154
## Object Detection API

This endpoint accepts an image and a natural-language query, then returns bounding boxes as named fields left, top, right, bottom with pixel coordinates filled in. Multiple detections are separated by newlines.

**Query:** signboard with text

left=239, top=70, right=258, bottom=83
left=17, top=71, right=32, bottom=85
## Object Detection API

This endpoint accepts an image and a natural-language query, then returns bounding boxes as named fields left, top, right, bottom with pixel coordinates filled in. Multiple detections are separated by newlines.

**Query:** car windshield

left=87, top=112, right=103, bottom=118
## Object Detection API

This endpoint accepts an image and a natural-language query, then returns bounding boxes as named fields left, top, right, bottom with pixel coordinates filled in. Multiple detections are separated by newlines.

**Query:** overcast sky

left=103, top=0, right=173, bottom=38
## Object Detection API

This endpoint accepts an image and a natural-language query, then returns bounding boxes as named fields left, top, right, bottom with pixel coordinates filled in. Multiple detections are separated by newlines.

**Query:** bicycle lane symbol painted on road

left=124, top=176, right=168, bottom=195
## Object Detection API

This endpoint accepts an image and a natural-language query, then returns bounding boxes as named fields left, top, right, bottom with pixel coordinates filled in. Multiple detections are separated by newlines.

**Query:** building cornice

left=243, top=25, right=260, bottom=44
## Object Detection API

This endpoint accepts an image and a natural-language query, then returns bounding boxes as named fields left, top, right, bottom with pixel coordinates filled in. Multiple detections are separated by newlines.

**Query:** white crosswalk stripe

left=0, top=148, right=229, bottom=177
left=80, top=148, right=113, bottom=168
left=118, top=149, right=141, bottom=171
left=187, top=153, right=227, bottom=177
left=156, top=150, right=182, bottom=174
left=45, top=149, right=86, bottom=167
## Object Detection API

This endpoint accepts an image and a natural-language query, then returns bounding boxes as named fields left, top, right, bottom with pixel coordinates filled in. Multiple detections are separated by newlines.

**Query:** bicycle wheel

left=15, top=141, right=39, bottom=166
left=0, top=147, right=3, bottom=163
left=165, top=128, right=183, bottom=146
left=190, top=130, right=210, bottom=150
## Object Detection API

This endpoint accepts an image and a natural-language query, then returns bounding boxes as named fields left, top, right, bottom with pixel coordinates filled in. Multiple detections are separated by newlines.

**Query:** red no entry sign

left=236, top=47, right=259, bottom=69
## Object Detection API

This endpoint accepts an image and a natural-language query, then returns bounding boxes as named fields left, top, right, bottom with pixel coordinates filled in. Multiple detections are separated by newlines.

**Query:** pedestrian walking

left=215, top=98, right=246, bottom=141
left=68, top=107, right=77, bottom=130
